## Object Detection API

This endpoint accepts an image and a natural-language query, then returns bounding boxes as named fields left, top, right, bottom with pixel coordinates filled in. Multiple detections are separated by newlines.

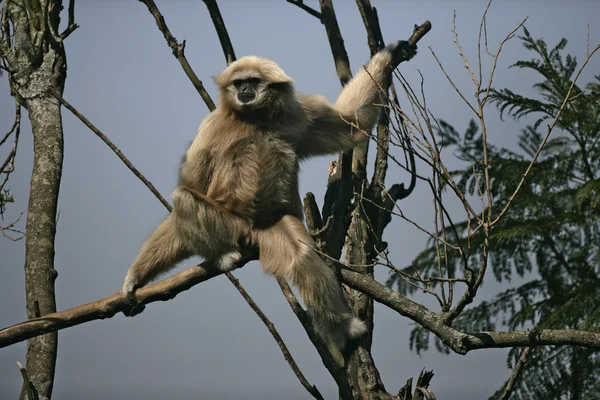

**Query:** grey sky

left=1, top=0, right=599, bottom=399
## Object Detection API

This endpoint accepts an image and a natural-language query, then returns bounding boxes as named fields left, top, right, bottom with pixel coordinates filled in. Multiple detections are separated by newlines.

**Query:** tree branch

left=500, top=347, right=530, bottom=400
left=0, top=259, right=249, bottom=349
left=317, top=0, right=355, bottom=261
left=2, top=259, right=598, bottom=353
left=340, top=269, right=600, bottom=354
left=17, top=361, right=38, bottom=400
left=49, top=89, right=173, bottom=212
left=138, top=0, right=216, bottom=111
left=58, top=0, right=78, bottom=40
left=277, top=274, right=356, bottom=400
left=226, top=273, right=324, bottom=400
left=286, top=0, right=322, bottom=21
left=202, top=0, right=236, bottom=64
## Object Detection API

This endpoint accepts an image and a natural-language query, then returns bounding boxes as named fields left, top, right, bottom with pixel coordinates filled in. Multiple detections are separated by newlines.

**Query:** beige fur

left=122, top=42, right=415, bottom=349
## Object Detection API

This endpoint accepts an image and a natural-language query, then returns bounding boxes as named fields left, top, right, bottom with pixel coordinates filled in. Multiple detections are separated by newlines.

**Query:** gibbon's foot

left=216, top=251, right=243, bottom=272
left=329, top=316, right=368, bottom=351
left=347, top=317, right=368, bottom=339
left=121, top=274, right=145, bottom=316
left=122, top=292, right=146, bottom=317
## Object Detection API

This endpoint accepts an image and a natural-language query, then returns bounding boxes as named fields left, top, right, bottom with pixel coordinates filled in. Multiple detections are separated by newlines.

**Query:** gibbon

left=122, top=41, right=417, bottom=349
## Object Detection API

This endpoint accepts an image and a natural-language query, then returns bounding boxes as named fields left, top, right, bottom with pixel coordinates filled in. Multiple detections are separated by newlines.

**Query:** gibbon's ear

left=213, top=56, right=294, bottom=88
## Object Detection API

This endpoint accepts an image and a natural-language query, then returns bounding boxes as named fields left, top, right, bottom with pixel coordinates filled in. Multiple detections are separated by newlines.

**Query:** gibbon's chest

left=223, top=131, right=299, bottom=174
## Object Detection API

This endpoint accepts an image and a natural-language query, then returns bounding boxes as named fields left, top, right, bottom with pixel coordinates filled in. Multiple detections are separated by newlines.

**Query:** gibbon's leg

left=254, top=215, right=366, bottom=349
left=121, top=213, right=191, bottom=299
left=171, top=186, right=246, bottom=272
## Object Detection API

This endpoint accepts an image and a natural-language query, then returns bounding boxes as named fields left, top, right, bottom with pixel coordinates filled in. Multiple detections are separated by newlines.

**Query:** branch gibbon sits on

left=122, top=41, right=417, bottom=349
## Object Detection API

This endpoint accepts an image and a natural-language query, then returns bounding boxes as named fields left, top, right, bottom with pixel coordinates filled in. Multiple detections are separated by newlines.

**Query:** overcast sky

left=1, top=0, right=599, bottom=399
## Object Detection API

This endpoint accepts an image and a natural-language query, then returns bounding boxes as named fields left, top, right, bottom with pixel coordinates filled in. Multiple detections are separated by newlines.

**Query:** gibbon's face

left=216, top=57, right=294, bottom=115
left=230, top=75, right=267, bottom=107
left=233, top=77, right=261, bottom=104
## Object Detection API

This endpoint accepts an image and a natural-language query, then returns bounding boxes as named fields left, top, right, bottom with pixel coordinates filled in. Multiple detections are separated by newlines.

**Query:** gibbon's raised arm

left=295, top=41, right=417, bottom=159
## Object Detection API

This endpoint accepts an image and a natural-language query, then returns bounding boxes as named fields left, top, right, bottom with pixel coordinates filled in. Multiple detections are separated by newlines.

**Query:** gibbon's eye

left=233, top=79, right=243, bottom=87
left=247, top=77, right=261, bottom=85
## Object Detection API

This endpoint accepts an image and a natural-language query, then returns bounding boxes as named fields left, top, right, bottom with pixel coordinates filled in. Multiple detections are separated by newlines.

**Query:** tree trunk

left=2, top=1, right=68, bottom=398
left=21, top=96, right=64, bottom=400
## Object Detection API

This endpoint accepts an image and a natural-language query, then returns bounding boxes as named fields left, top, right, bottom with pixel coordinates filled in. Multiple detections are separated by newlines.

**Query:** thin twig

left=0, top=103, right=20, bottom=206
left=49, top=90, right=172, bottom=211
left=452, top=11, right=479, bottom=88
left=275, top=278, right=353, bottom=398
left=0, top=212, right=26, bottom=240
left=225, top=272, right=325, bottom=400
left=500, top=347, right=531, bottom=400
left=58, top=0, right=78, bottom=40
left=429, top=47, right=479, bottom=116
left=476, top=0, right=494, bottom=88
left=286, top=0, right=322, bottom=20
left=17, top=361, right=38, bottom=400
left=481, top=15, right=528, bottom=105
left=138, top=0, right=216, bottom=111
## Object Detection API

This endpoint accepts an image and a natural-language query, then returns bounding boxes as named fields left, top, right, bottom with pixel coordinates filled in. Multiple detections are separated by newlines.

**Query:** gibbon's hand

left=384, top=40, right=418, bottom=69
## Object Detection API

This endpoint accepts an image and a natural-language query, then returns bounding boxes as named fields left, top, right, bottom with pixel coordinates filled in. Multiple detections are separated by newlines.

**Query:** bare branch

left=407, top=20, right=432, bottom=47
left=138, top=0, right=216, bottom=111
left=0, top=212, right=26, bottom=240
left=500, top=347, right=531, bottom=400
left=202, top=0, right=236, bottom=64
left=429, top=47, right=479, bottom=116
left=2, top=257, right=598, bottom=353
left=286, top=0, right=322, bottom=21
left=58, top=0, right=78, bottom=40
left=226, top=273, right=324, bottom=400
left=319, top=0, right=352, bottom=86
left=340, top=269, right=600, bottom=354
left=49, top=90, right=173, bottom=211
left=0, top=258, right=250, bottom=348
left=17, top=361, right=38, bottom=400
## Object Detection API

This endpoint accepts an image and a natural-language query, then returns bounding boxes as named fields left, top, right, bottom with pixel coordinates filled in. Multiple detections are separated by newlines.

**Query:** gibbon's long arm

left=295, top=41, right=416, bottom=158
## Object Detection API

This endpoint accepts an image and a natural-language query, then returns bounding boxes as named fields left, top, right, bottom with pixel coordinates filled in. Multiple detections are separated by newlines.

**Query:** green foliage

left=388, top=30, right=600, bottom=399
left=0, top=188, right=15, bottom=216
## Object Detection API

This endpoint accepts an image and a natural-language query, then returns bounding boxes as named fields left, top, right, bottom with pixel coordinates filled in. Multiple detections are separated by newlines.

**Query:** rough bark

left=21, top=96, right=63, bottom=400
left=2, top=0, right=68, bottom=398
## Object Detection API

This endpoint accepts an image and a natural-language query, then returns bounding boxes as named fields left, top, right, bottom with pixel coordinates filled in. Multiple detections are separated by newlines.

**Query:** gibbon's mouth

left=237, top=93, right=256, bottom=104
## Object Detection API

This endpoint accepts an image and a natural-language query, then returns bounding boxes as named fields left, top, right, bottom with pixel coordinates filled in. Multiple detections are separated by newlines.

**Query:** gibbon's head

left=214, top=56, right=296, bottom=117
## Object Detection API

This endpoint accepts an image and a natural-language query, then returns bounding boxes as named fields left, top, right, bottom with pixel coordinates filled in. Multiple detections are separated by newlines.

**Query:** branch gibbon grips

left=121, top=41, right=417, bottom=349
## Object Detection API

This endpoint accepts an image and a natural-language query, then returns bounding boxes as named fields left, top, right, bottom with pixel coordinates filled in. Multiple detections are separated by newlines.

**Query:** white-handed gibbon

left=122, top=41, right=417, bottom=349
